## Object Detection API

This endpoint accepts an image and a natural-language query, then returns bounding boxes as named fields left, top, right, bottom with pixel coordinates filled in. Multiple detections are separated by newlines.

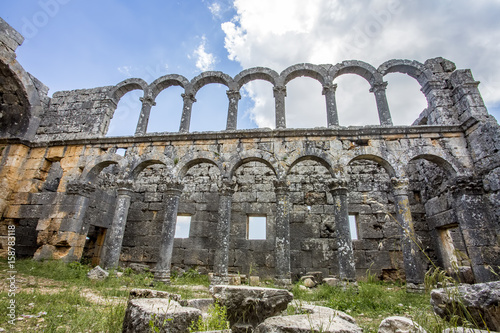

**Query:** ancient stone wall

left=1, top=17, right=499, bottom=285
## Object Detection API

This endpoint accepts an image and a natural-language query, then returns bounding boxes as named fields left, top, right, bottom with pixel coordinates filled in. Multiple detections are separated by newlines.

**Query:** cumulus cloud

left=221, top=0, right=500, bottom=128
left=194, top=36, right=217, bottom=72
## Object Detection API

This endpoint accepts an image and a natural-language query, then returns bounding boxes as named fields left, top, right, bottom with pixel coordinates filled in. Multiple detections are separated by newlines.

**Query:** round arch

left=110, top=78, right=148, bottom=104
left=149, top=74, right=190, bottom=100
left=348, top=154, right=397, bottom=178
left=330, top=60, right=383, bottom=86
left=408, top=154, right=458, bottom=177
left=191, top=71, right=236, bottom=96
left=377, top=59, right=433, bottom=87
left=80, top=154, right=124, bottom=183
left=176, top=155, right=223, bottom=179
left=234, top=67, right=279, bottom=89
left=228, top=155, right=279, bottom=180
left=280, top=63, right=329, bottom=86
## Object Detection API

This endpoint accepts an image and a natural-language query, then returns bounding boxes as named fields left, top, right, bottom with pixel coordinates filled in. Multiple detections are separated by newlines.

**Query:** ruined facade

left=1, top=18, right=499, bottom=286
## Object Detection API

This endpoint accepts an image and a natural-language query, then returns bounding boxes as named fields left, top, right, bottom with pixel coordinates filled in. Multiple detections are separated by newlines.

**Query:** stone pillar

left=274, top=180, right=292, bottom=286
left=179, top=93, right=196, bottom=133
left=154, top=181, right=184, bottom=284
left=212, top=179, right=235, bottom=285
left=135, top=96, right=156, bottom=135
left=329, top=179, right=356, bottom=281
left=322, top=83, right=339, bottom=127
left=226, top=90, right=241, bottom=130
left=35, top=181, right=96, bottom=262
left=273, top=86, right=287, bottom=129
left=369, top=82, right=393, bottom=126
left=101, top=180, right=134, bottom=269
left=391, top=178, right=425, bottom=288
left=450, top=176, right=497, bottom=283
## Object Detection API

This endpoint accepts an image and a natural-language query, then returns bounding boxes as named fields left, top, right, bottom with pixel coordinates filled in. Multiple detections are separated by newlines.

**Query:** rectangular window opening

left=247, top=215, right=267, bottom=240
left=175, top=215, right=191, bottom=239
left=348, top=214, right=358, bottom=240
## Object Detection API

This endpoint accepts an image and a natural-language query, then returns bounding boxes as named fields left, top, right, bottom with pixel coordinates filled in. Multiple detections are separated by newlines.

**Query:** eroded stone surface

left=378, top=316, right=426, bottom=333
left=122, top=298, right=201, bottom=333
left=431, top=281, right=500, bottom=331
left=210, top=285, right=293, bottom=330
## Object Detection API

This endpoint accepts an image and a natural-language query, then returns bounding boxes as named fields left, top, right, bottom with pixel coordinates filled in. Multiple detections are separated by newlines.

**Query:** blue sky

left=1, top=0, right=500, bottom=136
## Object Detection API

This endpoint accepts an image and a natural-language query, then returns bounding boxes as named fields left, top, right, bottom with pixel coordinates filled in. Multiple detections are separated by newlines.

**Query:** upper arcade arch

left=110, top=78, right=148, bottom=104
left=377, top=59, right=433, bottom=87
left=149, top=74, right=190, bottom=100
left=279, top=63, right=329, bottom=86
left=191, top=71, right=236, bottom=95
left=235, top=67, right=279, bottom=89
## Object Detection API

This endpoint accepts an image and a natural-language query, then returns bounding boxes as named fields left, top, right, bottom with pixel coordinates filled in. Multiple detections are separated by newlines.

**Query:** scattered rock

left=129, top=288, right=181, bottom=302
left=303, top=278, right=316, bottom=288
left=249, top=276, right=260, bottom=286
left=442, top=327, right=496, bottom=333
left=229, top=275, right=241, bottom=285
left=323, top=278, right=339, bottom=287
left=122, top=298, right=201, bottom=333
left=128, top=263, right=150, bottom=273
left=182, top=298, right=214, bottom=312
left=87, top=266, right=108, bottom=280
left=431, top=281, right=500, bottom=331
left=306, top=271, right=324, bottom=284
left=378, top=316, right=426, bottom=333
left=254, top=312, right=362, bottom=332
left=211, top=285, right=293, bottom=331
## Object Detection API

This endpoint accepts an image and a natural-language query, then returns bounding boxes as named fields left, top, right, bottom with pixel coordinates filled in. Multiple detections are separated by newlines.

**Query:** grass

left=0, top=258, right=481, bottom=332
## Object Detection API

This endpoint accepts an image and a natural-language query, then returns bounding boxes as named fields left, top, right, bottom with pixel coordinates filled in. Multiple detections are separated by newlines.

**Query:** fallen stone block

left=122, top=298, right=201, bottom=333
left=87, top=265, right=108, bottom=280
left=254, top=312, right=362, bottom=333
left=210, top=285, right=293, bottom=331
left=378, top=316, right=426, bottom=333
left=431, top=281, right=500, bottom=331
left=128, top=288, right=181, bottom=302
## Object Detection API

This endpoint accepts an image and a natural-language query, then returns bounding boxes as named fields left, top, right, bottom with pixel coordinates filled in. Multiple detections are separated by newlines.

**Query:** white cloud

left=208, top=2, right=222, bottom=18
left=221, top=0, right=500, bottom=127
left=194, top=36, right=217, bottom=72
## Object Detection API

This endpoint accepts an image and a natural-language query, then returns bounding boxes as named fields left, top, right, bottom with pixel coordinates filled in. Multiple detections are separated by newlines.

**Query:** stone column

left=329, top=179, right=356, bottom=281
left=322, top=83, right=339, bottom=127
left=369, top=82, right=393, bottom=126
left=101, top=180, right=134, bottom=269
left=135, top=96, right=156, bottom=135
left=179, top=93, right=196, bottom=133
left=273, top=86, right=287, bottom=129
left=274, top=180, right=292, bottom=286
left=450, top=176, right=497, bottom=283
left=226, top=90, right=241, bottom=130
left=154, top=181, right=184, bottom=284
left=391, top=178, right=425, bottom=288
left=212, top=179, right=235, bottom=285
left=37, top=181, right=96, bottom=262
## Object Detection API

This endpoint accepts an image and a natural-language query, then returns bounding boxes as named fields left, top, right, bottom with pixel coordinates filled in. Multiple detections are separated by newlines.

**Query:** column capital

left=322, top=83, right=338, bottom=95
left=391, top=177, right=410, bottom=196
left=329, top=177, right=348, bottom=194
left=369, top=81, right=388, bottom=93
left=449, top=176, right=483, bottom=196
left=139, top=96, right=156, bottom=106
left=218, top=178, right=236, bottom=196
left=181, top=93, right=197, bottom=103
left=163, top=179, right=184, bottom=197
left=66, top=181, right=96, bottom=197
left=226, top=89, right=241, bottom=100
left=273, top=85, right=287, bottom=97
left=273, top=179, right=289, bottom=194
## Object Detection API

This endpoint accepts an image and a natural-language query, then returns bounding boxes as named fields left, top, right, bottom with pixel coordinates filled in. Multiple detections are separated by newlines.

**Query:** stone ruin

left=1, top=17, right=499, bottom=288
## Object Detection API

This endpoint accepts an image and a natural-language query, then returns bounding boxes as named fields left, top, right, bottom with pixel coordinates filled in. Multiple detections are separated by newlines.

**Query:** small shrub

left=189, top=303, right=230, bottom=332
